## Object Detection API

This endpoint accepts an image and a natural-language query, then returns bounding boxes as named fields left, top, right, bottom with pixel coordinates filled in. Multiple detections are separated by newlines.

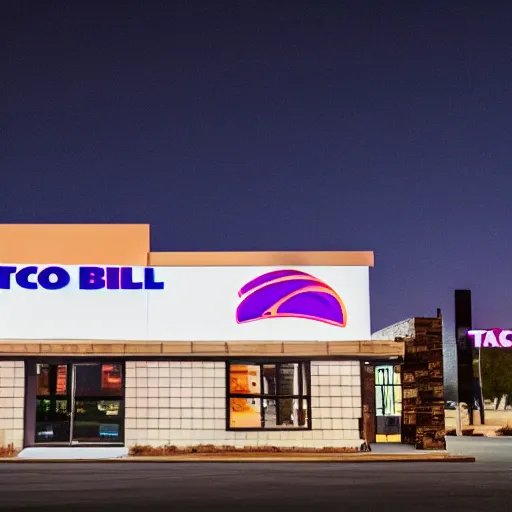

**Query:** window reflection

left=35, top=399, right=70, bottom=443
left=36, top=364, right=50, bottom=395
left=75, top=364, right=123, bottom=397
left=278, top=397, right=294, bottom=426
left=291, top=399, right=308, bottom=427
left=73, top=400, right=123, bottom=442
left=263, top=398, right=278, bottom=428
left=278, top=363, right=296, bottom=396
left=36, top=364, right=67, bottom=396
left=262, top=365, right=277, bottom=394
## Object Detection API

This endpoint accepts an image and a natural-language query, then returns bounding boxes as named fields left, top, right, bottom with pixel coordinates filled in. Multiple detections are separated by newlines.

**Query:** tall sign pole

left=455, top=290, right=474, bottom=425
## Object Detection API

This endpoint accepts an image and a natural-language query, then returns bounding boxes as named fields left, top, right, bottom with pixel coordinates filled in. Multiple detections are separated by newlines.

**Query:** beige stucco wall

left=124, top=360, right=362, bottom=449
left=0, top=224, right=150, bottom=265
left=0, top=362, right=24, bottom=450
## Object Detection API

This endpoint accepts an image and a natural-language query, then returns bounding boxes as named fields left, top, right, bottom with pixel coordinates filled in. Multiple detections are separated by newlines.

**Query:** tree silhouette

left=475, top=348, right=512, bottom=408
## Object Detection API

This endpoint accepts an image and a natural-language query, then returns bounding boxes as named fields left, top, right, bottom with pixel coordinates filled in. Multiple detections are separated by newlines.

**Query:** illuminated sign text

left=0, top=266, right=164, bottom=291
left=467, top=329, right=512, bottom=348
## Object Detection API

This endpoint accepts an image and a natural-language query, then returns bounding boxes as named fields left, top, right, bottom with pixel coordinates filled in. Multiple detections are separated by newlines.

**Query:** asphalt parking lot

left=0, top=438, right=510, bottom=512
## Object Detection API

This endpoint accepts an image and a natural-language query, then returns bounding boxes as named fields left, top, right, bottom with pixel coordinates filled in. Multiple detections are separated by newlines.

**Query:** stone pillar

left=401, top=316, right=446, bottom=450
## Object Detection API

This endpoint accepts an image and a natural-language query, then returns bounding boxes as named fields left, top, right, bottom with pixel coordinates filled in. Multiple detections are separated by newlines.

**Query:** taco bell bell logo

left=235, top=269, right=347, bottom=327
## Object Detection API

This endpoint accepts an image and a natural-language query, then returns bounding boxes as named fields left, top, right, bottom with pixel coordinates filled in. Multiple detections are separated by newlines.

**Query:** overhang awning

left=0, top=339, right=404, bottom=358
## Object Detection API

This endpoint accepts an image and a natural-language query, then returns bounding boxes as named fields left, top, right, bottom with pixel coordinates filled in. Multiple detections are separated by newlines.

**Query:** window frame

left=226, top=360, right=312, bottom=431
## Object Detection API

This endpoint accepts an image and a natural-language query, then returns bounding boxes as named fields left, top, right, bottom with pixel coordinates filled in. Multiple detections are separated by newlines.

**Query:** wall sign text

left=0, top=265, right=164, bottom=291
left=467, top=329, right=512, bottom=348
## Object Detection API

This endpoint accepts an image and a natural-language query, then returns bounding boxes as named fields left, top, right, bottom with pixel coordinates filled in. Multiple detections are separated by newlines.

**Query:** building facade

left=0, top=224, right=427, bottom=452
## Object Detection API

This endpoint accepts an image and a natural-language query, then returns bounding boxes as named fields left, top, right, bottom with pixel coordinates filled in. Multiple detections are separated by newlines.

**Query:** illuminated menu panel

left=101, top=364, right=122, bottom=392
left=56, top=365, right=67, bottom=394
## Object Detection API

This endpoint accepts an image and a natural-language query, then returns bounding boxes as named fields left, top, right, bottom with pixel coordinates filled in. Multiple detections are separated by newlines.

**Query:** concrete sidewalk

left=0, top=453, right=475, bottom=463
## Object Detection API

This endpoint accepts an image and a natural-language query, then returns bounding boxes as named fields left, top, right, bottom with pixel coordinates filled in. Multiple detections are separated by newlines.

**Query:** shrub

left=128, top=444, right=359, bottom=456
left=0, top=444, right=18, bottom=458
left=496, top=424, right=512, bottom=436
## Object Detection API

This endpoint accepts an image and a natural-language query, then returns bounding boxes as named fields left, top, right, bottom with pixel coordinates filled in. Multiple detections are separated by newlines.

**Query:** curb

left=0, top=455, right=475, bottom=463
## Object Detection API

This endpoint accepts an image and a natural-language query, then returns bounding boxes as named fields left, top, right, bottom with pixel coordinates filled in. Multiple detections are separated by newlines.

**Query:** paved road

left=0, top=438, right=510, bottom=512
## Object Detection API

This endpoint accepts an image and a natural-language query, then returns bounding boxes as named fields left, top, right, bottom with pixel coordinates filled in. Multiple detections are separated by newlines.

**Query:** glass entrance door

left=35, top=362, right=124, bottom=445
left=35, top=364, right=72, bottom=443
left=72, top=363, right=124, bottom=443
left=375, top=364, right=402, bottom=443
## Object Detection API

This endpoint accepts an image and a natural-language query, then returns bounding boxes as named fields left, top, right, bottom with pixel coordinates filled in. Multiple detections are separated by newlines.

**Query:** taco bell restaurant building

left=0, top=224, right=407, bottom=454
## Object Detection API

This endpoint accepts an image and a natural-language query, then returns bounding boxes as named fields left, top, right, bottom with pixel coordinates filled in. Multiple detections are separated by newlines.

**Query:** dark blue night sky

left=2, top=1, right=512, bottom=332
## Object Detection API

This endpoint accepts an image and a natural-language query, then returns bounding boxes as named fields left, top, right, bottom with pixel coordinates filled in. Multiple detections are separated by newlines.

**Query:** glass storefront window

left=37, top=364, right=68, bottom=396
left=75, top=363, right=123, bottom=397
left=35, top=398, right=70, bottom=443
left=229, top=364, right=260, bottom=394
left=101, top=364, right=123, bottom=393
left=228, top=361, right=311, bottom=430
left=263, top=399, right=278, bottom=428
left=229, top=398, right=262, bottom=428
left=73, top=400, right=123, bottom=443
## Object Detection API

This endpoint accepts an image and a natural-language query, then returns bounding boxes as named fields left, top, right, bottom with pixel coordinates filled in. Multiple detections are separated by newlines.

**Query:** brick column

left=401, top=316, right=446, bottom=450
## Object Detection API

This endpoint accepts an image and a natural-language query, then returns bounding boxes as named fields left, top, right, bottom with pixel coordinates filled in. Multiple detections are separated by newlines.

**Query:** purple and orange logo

left=235, top=270, right=347, bottom=328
